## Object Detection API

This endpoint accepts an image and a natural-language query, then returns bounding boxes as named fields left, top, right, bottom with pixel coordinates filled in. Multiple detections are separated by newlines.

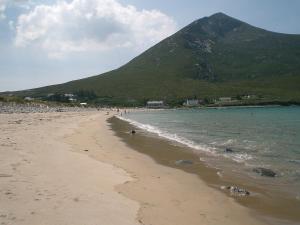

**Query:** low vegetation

left=4, top=13, right=300, bottom=107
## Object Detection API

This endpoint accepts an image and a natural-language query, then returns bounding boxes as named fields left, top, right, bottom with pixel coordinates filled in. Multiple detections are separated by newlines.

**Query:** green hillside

left=9, top=12, right=300, bottom=106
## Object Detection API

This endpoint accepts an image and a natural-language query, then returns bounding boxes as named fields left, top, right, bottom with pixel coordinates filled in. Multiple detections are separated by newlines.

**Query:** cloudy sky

left=1, top=0, right=300, bottom=91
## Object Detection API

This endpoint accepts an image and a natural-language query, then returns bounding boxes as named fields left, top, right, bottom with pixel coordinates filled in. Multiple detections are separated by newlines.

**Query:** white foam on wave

left=289, top=159, right=300, bottom=164
left=116, top=115, right=253, bottom=163
left=226, top=153, right=253, bottom=163
left=116, top=115, right=217, bottom=154
left=220, top=139, right=236, bottom=146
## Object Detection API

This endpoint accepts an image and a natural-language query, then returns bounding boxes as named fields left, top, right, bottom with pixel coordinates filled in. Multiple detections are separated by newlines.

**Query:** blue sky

left=0, top=0, right=300, bottom=91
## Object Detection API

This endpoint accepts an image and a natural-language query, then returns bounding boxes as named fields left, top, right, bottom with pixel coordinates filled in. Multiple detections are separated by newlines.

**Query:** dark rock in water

left=175, top=160, right=193, bottom=165
left=221, top=185, right=250, bottom=196
left=131, top=130, right=136, bottom=134
left=253, top=167, right=276, bottom=177
left=229, top=186, right=250, bottom=196
left=225, top=148, right=233, bottom=153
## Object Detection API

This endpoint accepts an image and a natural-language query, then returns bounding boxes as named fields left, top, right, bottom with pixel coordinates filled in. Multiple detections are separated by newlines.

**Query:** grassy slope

left=11, top=13, right=300, bottom=104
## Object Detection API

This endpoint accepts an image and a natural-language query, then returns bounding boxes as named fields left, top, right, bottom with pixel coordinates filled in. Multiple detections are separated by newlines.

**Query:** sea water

left=119, top=106, right=300, bottom=199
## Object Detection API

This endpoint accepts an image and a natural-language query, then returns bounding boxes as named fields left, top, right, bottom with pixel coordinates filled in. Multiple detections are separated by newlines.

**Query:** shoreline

left=64, top=111, right=270, bottom=225
left=71, top=112, right=270, bottom=225
left=110, top=115, right=300, bottom=224
left=1, top=110, right=297, bottom=225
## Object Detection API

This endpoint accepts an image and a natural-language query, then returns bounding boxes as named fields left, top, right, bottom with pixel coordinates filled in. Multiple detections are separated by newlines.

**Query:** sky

left=0, top=0, right=300, bottom=92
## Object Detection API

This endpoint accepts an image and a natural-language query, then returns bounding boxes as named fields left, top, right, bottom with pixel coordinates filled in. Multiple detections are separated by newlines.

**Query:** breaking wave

left=116, top=115, right=252, bottom=163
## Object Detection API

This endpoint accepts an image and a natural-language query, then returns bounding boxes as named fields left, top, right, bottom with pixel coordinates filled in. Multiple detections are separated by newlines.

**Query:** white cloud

left=0, top=0, right=7, bottom=19
left=14, top=0, right=177, bottom=58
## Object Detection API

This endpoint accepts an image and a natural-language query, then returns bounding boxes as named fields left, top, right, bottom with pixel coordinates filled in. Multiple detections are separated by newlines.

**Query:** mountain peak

left=181, top=12, right=244, bottom=40
left=12, top=13, right=300, bottom=105
left=207, top=12, right=243, bottom=25
left=209, top=12, right=229, bottom=18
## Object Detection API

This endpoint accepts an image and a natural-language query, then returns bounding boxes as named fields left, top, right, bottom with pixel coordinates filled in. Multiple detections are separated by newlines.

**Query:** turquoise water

left=120, top=106, right=300, bottom=198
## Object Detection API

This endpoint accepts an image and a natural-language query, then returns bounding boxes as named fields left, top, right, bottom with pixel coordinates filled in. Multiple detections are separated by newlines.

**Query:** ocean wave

left=219, top=139, right=236, bottom=146
left=224, top=153, right=253, bottom=163
left=289, top=159, right=300, bottom=164
left=116, top=115, right=217, bottom=154
left=116, top=115, right=254, bottom=164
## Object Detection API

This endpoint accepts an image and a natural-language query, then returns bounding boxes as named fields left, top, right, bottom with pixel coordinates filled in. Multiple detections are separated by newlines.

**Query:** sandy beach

left=0, top=110, right=269, bottom=225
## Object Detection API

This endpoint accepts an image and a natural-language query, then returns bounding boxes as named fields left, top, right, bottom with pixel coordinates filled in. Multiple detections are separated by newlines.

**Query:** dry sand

left=0, top=112, right=139, bottom=225
left=0, top=111, right=268, bottom=225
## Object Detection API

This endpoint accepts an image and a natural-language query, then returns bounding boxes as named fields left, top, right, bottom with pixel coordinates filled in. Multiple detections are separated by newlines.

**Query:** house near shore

left=24, top=97, right=34, bottom=101
left=64, top=93, right=77, bottom=102
left=68, top=97, right=77, bottom=102
left=218, top=97, right=232, bottom=102
left=183, top=99, right=200, bottom=106
left=64, top=93, right=74, bottom=97
left=80, top=102, right=87, bottom=107
left=146, top=101, right=164, bottom=108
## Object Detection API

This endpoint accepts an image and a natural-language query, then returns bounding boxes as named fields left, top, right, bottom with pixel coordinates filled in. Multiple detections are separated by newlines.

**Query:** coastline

left=1, top=110, right=297, bottom=225
left=110, top=114, right=300, bottom=224
left=66, top=112, right=268, bottom=225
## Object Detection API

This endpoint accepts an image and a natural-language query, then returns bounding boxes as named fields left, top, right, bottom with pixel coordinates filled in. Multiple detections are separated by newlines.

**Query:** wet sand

left=1, top=110, right=297, bottom=225
left=109, top=116, right=300, bottom=225
left=66, top=112, right=269, bottom=225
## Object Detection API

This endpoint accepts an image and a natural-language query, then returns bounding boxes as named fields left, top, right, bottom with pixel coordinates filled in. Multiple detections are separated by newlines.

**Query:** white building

left=24, top=97, right=34, bottom=101
left=80, top=102, right=87, bottom=106
left=69, top=98, right=77, bottom=102
left=184, top=99, right=200, bottom=106
left=219, top=97, right=232, bottom=102
left=64, top=93, right=74, bottom=97
left=146, top=101, right=164, bottom=108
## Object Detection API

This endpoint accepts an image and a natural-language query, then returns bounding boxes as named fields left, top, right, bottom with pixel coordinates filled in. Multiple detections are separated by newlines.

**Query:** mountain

left=8, top=12, right=300, bottom=106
